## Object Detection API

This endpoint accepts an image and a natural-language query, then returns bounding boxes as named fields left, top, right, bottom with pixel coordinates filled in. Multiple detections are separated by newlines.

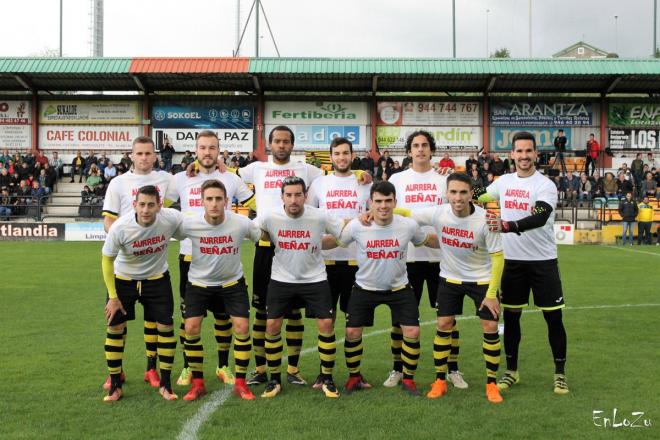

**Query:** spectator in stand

left=381, top=150, right=394, bottom=169
left=585, top=134, right=600, bottom=176
left=640, top=171, right=658, bottom=199
left=646, top=152, right=657, bottom=170
left=491, top=155, right=505, bottom=176
left=158, top=159, right=167, bottom=171
left=479, top=161, right=492, bottom=182
left=0, top=148, right=11, bottom=165
left=81, top=185, right=94, bottom=204
left=35, top=150, right=49, bottom=167
left=83, top=150, right=98, bottom=176
left=71, top=150, right=84, bottom=183
left=245, top=151, right=258, bottom=166
left=502, top=153, right=513, bottom=173
left=181, top=150, right=195, bottom=169
left=619, top=192, right=638, bottom=246
left=590, top=171, right=604, bottom=198
left=17, top=179, right=31, bottom=205
left=375, top=158, right=389, bottom=181
left=0, top=167, right=10, bottom=189
left=477, top=149, right=492, bottom=169
left=9, top=171, right=20, bottom=191
left=351, top=152, right=362, bottom=170
left=468, top=168, right=484, bottom=189
left=86, top=168, right=102, bottom=189
left=50, top=152, right=64, bottom=180
left=161, top=139, right=175, bottom=171
left=104, top=161, right=117, bottom=182
left=230, top=157, right=239, bottom=169
left=43, top=163, right=56, bottom=192
left=631, top=153, right=644, bottom=187
left=616, top=172, right=634, bottom=199
left=603, top=172, right=617, bottom=198
left=6, top=160, right=15, bottom=175
left=24, top=151, right=36, bottom=168
left=402, top=150, right=413, bottom=169
left=577, top=173, right=592, bottom=205
left=18, top=161, right=31, bottom=180
left=438, top=152, right=455, bottom=171
left=637, top=196, right=654, bottom=245
left=389, top=160, right=403, bottom=176
left=233, top=151, right=247, bottom=168
left=221, top=149, right=231, bottom=165
left=360, top=151, right=375, bottom=175
left=119, top=152, right=132, bottom=171
left=562, top=172, right=579, bottom=205
left=618, top=163, right=633, bottom=182
left=29, top=180, right=46, bottom=204
left=0, top=188, right=12, bottom=220
left=465, top=153, right=478, bottom=171
left=484, top=171, right=495, bottom=187
left=97, top=153, right=109, bottom=173
left=38, top=169, right=51, bottom=195
left=553, top=175, right=566, bottom=204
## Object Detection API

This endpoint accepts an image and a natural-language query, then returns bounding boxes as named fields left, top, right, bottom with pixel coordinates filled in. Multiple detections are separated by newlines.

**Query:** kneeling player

left=407, top=173, right=504, bottom=403
left=178, top=180, right=261, bottom=401
left=101, top=186, right=183, bottom=401
left=258, top=176, right=346, bottom=398
left=331, top=181, right=437, bottom=396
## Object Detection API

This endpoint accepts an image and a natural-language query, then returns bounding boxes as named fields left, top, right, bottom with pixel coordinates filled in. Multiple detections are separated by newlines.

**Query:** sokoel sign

left=153, top=128, right=253, bottom=152
left=151, top=105, right=253, bottom=129
left=39, top=125, right=141, bottom=151
left=609, top=129, right=660, bottom=150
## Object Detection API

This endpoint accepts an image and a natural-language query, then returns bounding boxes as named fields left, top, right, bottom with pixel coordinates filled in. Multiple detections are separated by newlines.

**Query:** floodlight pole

left=59, top=0, right=63, bottom=57
left=452, top=0, right=456, bottom=58
left=255, top=0, right=260, bottom=57
left=654, top=0, right=657, bottom=56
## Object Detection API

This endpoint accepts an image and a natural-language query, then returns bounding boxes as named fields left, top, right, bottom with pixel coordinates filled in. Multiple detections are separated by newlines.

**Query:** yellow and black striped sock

left=318, top=332, right=336, bottom=377
left=433, top=329, right=452, bottom=380
left=265, top=332, right=283, bottom=383
left=402, top=336, right=421, bottom=379
left=390, top=325, right=403, bottom=372
left=185, top=333, right=204, bottom=379
left=214, top=314, right=233, bottom=368
left=105, top=327, right=125, bottom=387
left=144, top=321, right=158, bottom=370
left=483, top=331, right=501, bottom=384
left=157, top=327, right=176, bottom=388
left=286, top=309, right=304, bottom=374
left=252, top=309, right=267, bottom=374
left=178, top=318, right=188, bottom=369
left=233, top=333, right=251, bottom=379
left=448, top=320, right=460, bottom=372
left=344, top=337, right=363, bottom=376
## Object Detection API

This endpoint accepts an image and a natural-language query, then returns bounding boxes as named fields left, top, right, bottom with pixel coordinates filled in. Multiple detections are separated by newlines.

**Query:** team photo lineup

left=99, top=125, right=568, bottom=405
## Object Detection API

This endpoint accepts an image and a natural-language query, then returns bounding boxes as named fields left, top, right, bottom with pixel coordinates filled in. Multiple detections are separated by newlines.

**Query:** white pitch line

left=177, top=302, right=660, bottom=440
left=603, top=245, right=660, bottom=257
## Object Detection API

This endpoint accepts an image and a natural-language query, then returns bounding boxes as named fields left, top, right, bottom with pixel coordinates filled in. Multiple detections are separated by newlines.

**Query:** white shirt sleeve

left=410, top=221, right=428, bottom=247
left=324, top=211, right=346, bottom=237
left=239, top=162, right=255, bottom=184
left=337, top=219, right=356, bottom=247
left=163, top=173, right=178, bottom=204
left=306, top=181, right=320, bottom=207
left=536, top=178, right=558, bottom=209
left=233, top=174, right=255, bottom=203
left=246, top=218, right=262, bottom=242
left=412, top=206, right=437, bottom=227
left=306, top=163, right=324, bottom=184
left=486, top=178, right=500, bottom=200
left=102, top=178, right=121, bottom=215
left=102, top=223, right=121, bottom=257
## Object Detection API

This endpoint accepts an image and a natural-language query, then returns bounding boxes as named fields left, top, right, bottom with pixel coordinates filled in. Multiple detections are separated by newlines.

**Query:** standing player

left=257, top=176, right=346, bottom=398
left=480, top=131, right=569, bottom=395
left=402, top=173, right=504, bottom=403
left=101, top=136, right=177, bottom=390
left=173, top=130, right=256, bottom=387
left=101, top=186, right=182, bottom=401
left=177, top=180, right=261, bottom=401
left=306, top=137, right=371, bottom=389
left=387, top=131, right=466, bottom=390
left=332, top=181, right=436, bottom=396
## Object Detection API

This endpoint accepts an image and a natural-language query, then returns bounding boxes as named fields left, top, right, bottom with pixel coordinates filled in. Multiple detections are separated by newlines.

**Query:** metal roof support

left=131, top=74, right=146, bottom=92
left=13, top=74, right=33, bottom=91
left=372, top=75, right=379, bottom=94
left=605, top=76, right=622, bottom=94
left=486, top=76, right=497, bottom=93
left=252, top=75, right=261, bottom=93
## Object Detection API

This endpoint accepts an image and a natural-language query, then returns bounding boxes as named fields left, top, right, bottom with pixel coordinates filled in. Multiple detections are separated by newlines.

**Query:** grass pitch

left=1, top=242, right=659, bottom=439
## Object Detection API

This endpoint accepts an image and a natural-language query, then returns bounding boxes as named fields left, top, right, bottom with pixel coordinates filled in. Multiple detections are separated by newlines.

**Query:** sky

left=1, top=0, right=658, bottom=59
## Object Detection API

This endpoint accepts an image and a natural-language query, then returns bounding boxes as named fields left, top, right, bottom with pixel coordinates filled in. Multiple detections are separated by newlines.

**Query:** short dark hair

left=329, top=137, right=353, bottom=153
left=201, top=179, right=227, bottom=198
left=281, top=175, right=306, bottom=194
left=447, top=172, right=473, bottom=189
left=370, top=180, right=396, bottom=199
left=136, top=185, right=160, bottom=203
left=196, top=130, right=219, bottom=141
left=558, top=129, right=564, bottom=133
left=132, top=136, right=155, bottom=149
left=269, top=126, right=295, bottom=145
left=405, top=130, right=436, bottom=153
left=511, top=131, right=537, bottom=150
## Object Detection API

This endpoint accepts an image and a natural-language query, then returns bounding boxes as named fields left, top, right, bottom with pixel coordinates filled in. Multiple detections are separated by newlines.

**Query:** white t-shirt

left=174, top=169, right=254, bottom=256
left=176, top=211, right=261, bottom=287
left=102, top=170, right=177, bottom=218
left=338, top=216, right=427, bottom=291
left=239, top=160, right=323, bottom=216
left=102, top=208, right=183, bottom=279
left=389, top=168, right=447, bottom=262
left=414, top=204, right=502, bottom=283
left=257, top=205, right=345, bottom=283
left=486, top=171, right=557, bottom=261
left=307, top=173, right=371, bottom=262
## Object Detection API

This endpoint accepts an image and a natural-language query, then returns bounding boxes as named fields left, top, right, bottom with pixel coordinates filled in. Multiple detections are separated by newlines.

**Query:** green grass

left=1, top=243, right=659, bottom=439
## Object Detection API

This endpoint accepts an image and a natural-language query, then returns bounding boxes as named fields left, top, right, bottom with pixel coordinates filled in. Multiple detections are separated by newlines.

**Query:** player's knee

left=185, top=321, right=201, bottom=337
left=266, top=319, right=283, bottom=335
left=156, top=323, right=173, bottom=332
left=437, top=317, right=454, bottom=332
left=401, top=325, right=420, bottom=339
left=232, top=318, right=249, bottom=335
left=108, top=323, right=125, bottom=332
left=316, top=318, right=334, bottom=334
left=481, top=319, right=498, bottom=333
left=543, top=309, right=563, bottom=323
left=345, top=327, right=362, bottom=340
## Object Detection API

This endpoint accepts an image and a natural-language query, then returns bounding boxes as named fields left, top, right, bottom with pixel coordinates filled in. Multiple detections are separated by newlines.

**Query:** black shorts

left=266, top=279, right=334, bottom=320
left=501, top=259, right=565, bottom=310
left=407, top=261, right=440, bottom=308
left=183, top=278, right=250, bottom=319
left=252, top=242, right=275, bottom=310
left=326, top=262, right=358, bottom=313
left=436, top=278, right=497, bottom=321
left=346, top=284, right=420, bottom=328
left=109, top=272, right=174, bottom=326
left=178, top=255, right=191, bottom=299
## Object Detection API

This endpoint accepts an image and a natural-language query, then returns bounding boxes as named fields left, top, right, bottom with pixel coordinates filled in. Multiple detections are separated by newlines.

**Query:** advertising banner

left=609, top=128, right=660, bottom=150
left=153, top=128, right=254, bottom=152
left=376, top=126, right=481, bottom=150
left=377, top=101, right=480, bottom=126
left=608, top=103, right=660, bottom=127
left=265, top=101, right=368, bottom=125
left=491, top=102, right=593, bottom=127
left=0, top=222, right=64, bottom=240
left=554, top=224, right=575, bottom=245
left=493, top=127, right=573, bottom=152
left=39, top=125, right=141, bottom=151
left=151, top=105, right=253, bottom=129
left=0, top=100, right=31, bottom=125
left=0, top=125, right=31, bottom=148
left=265, top=124, right=367, bottom=151
left=40, top=101, right=140, bottom=124
left=64, top=223, right=107, bottom=241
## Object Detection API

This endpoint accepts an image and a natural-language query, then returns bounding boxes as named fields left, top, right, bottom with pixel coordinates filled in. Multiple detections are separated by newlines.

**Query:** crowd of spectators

left=0, top=148, right=56, bottom=219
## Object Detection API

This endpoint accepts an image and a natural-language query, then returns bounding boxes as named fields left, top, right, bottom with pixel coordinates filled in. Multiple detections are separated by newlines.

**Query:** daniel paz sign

left=153, top=128, right=254, bottom=152
left=265, top=101, right=368, bottom=125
